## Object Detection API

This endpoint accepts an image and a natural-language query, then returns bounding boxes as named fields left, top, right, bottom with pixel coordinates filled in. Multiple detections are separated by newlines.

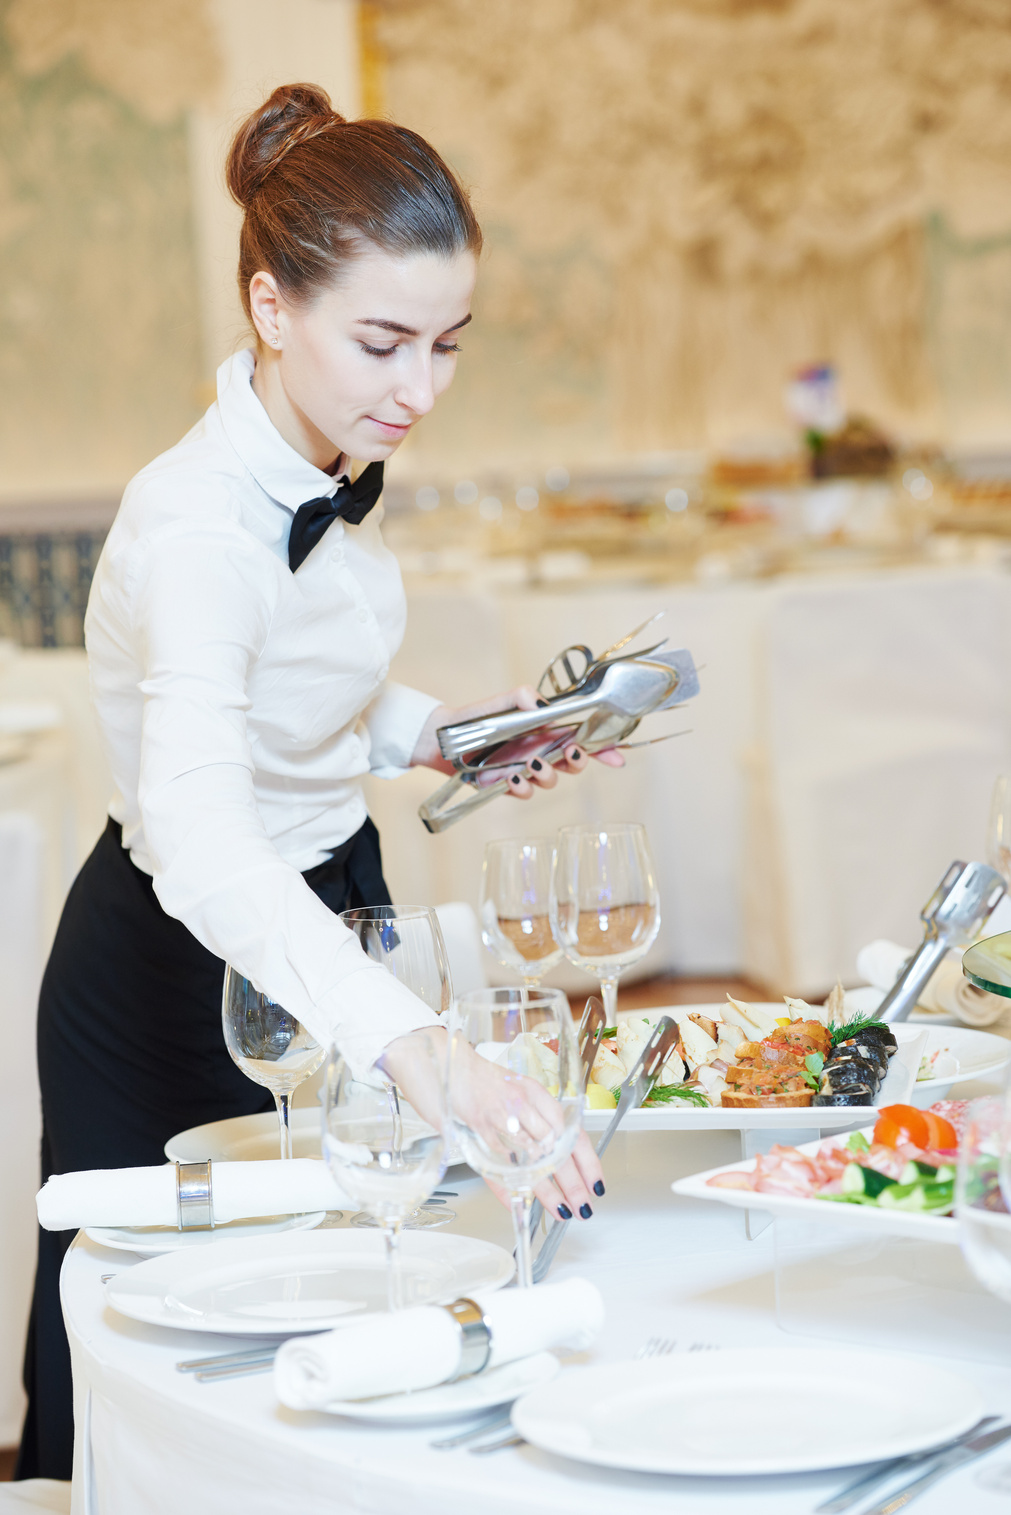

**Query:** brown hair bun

left=226, top=81, right=482, bottom=328
left=226, top=82, right=345, bottom=207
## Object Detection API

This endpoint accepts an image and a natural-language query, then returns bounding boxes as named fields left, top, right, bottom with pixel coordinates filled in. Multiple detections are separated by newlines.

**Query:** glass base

left=350, top=1207, right=456, bottom=1231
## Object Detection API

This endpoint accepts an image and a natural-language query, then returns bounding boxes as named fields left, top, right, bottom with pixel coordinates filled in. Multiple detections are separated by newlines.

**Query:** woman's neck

left=251, top=348, right=344, bottom=475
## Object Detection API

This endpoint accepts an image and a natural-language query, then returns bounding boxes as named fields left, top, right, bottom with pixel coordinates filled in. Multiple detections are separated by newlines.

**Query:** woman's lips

left=368, top=416, right=412, bottom=436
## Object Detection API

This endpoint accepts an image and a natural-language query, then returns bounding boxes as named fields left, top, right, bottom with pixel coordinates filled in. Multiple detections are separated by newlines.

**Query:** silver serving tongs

left=530, top=1015, right=682, bottom=1283
left=877, top=859, right=1006, bottom=1022
left=419, top=616, right=700, bottom=833
left=524, top=996, right=607, bottom=1250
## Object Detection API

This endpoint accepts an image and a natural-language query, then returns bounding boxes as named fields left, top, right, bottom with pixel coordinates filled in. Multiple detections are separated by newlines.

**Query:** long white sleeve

left=128, top=521, right=438, bottom=1074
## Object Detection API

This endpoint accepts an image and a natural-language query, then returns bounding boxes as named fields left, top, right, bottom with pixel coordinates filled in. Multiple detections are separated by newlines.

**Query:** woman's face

left=248, top=245, right=477, bottom=466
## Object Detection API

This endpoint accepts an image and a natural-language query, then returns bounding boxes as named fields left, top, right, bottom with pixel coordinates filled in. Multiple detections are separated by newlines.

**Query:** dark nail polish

left=557, top=1204, right=572, bottom=1220
left=593, top=1179, right=605, bottom=1197
left=531, top=758, right=543, bottom=772
left=579, top=1203, right=593, bottom=1219
left=536, top=696, right=550, bottom=707
left=570, top=747, right=582, bottom=760
left=510, top=774, right=521, bottom=785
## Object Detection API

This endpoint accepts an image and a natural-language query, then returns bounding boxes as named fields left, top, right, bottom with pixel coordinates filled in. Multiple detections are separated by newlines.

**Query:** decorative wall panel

left=377, top=0, right=1011, bottom=464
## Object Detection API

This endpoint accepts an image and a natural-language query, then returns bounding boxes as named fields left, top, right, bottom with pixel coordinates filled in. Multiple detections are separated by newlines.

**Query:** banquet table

left=64, top=1087, right=1011, bottom=1514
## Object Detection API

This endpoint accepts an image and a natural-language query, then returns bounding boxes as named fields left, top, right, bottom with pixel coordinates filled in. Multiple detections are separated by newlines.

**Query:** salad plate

left=324, top=1352, right=558, bottom=1423
left=86, top=1210, right=326, bottom=1256
left=104, top=1230, right=514, bottom=1335
left=166, top=1108, right=465, bottom=1169
left=510, top=1348, right=983, bottom=1475
left=671, top=1126, right=959, bottom=1242
left=909, top=1024, right=1010, bottom=1103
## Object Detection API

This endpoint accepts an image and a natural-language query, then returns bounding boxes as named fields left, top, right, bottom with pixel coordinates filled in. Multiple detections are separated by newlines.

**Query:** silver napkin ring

left=443, top=1296, right=492, bottom=1379
left=175, top=1160, right=214, bottom=1230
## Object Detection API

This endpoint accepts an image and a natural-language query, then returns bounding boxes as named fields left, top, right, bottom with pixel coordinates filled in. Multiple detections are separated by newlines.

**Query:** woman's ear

left=248, top=270, right=285, bottom=349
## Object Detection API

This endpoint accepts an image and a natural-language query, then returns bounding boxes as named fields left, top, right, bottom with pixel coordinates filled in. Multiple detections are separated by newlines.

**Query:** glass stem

left=274, top=1092, right=293, bottom=1160
left=386, top=1081, right=404, bottom=1163
left=600, top=977, right=619, bottom=1028
left=383, top=1219, right=406, bottom=1310
left=511, top=1190, right=534, bottom=1288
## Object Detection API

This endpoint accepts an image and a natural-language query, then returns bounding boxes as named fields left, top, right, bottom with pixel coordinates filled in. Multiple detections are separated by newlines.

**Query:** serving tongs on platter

left=419, top=614, right=700, bottom=833
left=877, top=859, right=1005, bottom=1023
left=529, top=1014, right=682, bottom=1284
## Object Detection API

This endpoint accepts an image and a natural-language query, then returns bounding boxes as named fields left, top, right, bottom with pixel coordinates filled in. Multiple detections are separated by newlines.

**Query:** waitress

left=17, top=83, right=607, bottom=1481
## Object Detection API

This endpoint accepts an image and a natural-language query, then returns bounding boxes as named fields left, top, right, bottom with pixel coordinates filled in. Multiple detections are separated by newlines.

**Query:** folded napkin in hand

left=856, top=939, right=1005, bottom=1028
left=274, top=1275, right=604, bottom=1409
left=36, top=1159, right=350, bottom=1232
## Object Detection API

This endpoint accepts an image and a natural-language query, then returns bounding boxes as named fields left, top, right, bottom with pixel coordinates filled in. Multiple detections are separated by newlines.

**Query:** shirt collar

left=215, top=349, right=343, bottom=513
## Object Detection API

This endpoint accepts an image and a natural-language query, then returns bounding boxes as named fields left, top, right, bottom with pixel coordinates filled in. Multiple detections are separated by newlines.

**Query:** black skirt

left=16, top=815, right=391, bottom=1481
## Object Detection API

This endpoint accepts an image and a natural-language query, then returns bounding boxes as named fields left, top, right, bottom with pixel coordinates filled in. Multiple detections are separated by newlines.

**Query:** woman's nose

left=392, top=357, right=436, bottom=418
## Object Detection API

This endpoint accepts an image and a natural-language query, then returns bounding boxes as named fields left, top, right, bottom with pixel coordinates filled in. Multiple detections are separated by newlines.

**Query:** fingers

left=539, top=1149, right=599, bottom=1220
left=569, top=1128, right=605, bottom=1194
left=593, top=747, right=625, bottom=768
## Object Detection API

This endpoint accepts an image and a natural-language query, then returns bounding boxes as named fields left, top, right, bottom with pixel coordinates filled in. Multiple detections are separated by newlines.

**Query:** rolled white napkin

left=274, top=1276, right=604, bottom=1409
left=36, top=1159, right=350, bottom=1232
left=856, top=939, right=1005, bottom=1028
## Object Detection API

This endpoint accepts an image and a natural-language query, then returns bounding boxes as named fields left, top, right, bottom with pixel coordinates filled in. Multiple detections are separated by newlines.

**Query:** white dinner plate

left=510, top=1349, right=983, bottom=1475
left=104, top=1229, right=514, bottom=1335
left=165, top=1108, right=324, bottom=1164
left=582, top=1007, right=925, bottom=1131
left=671, top=1125, right=959, bottom=1242
left=166, top=1107, right=466, bottom=1170
left=325, top=1352, right=559, bottom=1423
left=86, top=1210, right=326, bottom=1255
left=910, top=1024, right=1010, bottom=1103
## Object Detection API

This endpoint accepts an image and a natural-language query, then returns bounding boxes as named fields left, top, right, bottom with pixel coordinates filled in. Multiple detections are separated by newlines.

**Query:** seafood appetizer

left=707, top=1102, right=965, bottom=1215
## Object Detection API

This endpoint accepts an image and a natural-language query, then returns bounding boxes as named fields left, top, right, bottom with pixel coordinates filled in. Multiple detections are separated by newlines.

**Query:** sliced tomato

left=873, top=1104, right=929, bottom=1150
left=920, top=1110, right=958, bottom=1151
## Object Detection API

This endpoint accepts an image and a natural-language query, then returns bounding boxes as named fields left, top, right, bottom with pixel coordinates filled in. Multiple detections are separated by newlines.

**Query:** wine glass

left=479, top=838, right=563, bottom=989
left=956, top=1094, right=1011, bottom=1300
left=448, top=986, right=582, bottom=1287
left=550, top=823, right=661, bottom=1027
left=221, top=968, right=326, bottom=1159
left=322, top=1041, right=447, bottom=1310
left=987, top=775, right=1011, bottom=885
left=339, top=905, right=454, bottom=1228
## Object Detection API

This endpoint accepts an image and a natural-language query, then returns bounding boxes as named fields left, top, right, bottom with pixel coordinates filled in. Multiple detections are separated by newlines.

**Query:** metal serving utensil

left=814, top=1415, right=1000, bottom=1514
left=877, top=860, right=1005, bottom=1023
left=524, top=997, right=607, bottom=1251
left=530, top=1016, right=682, bottom=1284
left=419, top=615, right=699, bottom=832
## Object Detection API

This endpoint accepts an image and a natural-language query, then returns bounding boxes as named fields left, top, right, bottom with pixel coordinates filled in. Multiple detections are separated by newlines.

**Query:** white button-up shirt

left=85, top=349, right=442, bottom=1072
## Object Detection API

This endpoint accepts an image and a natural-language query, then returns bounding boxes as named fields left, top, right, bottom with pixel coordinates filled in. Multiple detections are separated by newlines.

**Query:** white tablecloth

left=65, top=1087, right=1011, bottom=1514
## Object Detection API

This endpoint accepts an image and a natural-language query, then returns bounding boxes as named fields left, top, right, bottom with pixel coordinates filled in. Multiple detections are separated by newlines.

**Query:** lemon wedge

left=585, top=1083, right=617, bottom=1110
left=775, top=1016, right=791, bottom=1027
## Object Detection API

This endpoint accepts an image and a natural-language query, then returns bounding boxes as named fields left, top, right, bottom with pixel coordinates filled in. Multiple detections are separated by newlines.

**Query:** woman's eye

left=360, top=342, right=397, bottom=358
left=434, top=342, right=462, bottom=355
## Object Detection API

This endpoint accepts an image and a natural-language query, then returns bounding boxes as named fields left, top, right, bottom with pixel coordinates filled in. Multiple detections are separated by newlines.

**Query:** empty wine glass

left=550, top=823, right=661, bottom=1026
left=340, top=905, right=454, bottom=1228
left=479, top=838, right=563, bottom=989
left=323, top=1042, right=447, bottom=1310
left=956, top=1094, right=1011, bottom=1301
left=987, top=775, right=1011, bottom=885
left=448, top=986, right=582, bottom=1287
left=221, top=968, right=326, bottom=1159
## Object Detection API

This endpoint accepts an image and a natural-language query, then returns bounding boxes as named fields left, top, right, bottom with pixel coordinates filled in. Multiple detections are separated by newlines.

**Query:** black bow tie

left=287, top=460, right=385, bottom=572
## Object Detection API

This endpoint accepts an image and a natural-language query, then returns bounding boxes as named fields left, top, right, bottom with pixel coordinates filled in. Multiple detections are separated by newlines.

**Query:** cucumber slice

left=841, top=1164, right=896, bottom=1199
left=877, top=1180, right=955, bottom=1213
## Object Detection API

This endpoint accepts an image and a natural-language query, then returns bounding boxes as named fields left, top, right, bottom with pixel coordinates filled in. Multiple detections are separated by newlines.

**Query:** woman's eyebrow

left=357, top=314, right=473, bottom=336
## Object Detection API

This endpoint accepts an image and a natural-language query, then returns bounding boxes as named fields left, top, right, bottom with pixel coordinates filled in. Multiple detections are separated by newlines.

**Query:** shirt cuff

left=364, top=681, right=442, bottom=778
left=318, top=961, right=441, bottom=1079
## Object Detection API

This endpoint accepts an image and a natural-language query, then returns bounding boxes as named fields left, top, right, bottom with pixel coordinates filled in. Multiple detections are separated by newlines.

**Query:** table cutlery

left=531, top=1015, right=680, bottom=1283
left=856, top=1420, right=1011, bottom=1515
left=177, top=1346, right=278, bottom=1374
left=525, top=997, right=605, bottom=1246
left=430, top=1409, right=513, bottom=1450
left=193, top=1357, right=276, bottom=1382
left=814, top=1416, right=999, bottom=1513
left=468, top=1430, right=525, bottom=1455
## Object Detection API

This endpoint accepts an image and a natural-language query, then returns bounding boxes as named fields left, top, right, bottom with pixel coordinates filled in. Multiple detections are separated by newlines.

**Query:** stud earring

left=272, top=337, right=280, bottom=346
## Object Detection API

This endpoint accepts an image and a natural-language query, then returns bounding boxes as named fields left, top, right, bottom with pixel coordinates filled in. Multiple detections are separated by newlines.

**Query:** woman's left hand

left=410, top=686, right=624, bottom=799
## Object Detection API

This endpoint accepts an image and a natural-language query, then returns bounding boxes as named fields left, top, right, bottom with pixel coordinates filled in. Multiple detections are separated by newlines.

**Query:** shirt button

left=358, top=608, right=369, bottom=623
left=330, top=547, right=342, bottom=563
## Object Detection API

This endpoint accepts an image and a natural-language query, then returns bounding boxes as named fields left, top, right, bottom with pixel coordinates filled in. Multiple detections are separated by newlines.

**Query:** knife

left=814, top=1415, right=999, bottom=1513
left=526, top=997, right=607, bottom=1244
left=859, top=1420, right=1011, bottom=1515
left=531, top=1015, right=682, bottom=1282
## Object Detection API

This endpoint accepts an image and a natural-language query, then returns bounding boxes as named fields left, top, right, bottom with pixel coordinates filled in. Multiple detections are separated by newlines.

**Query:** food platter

left=583, top=1008, right=926, bottom=1131
left=671, top=1126, right=960, bottom=1242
